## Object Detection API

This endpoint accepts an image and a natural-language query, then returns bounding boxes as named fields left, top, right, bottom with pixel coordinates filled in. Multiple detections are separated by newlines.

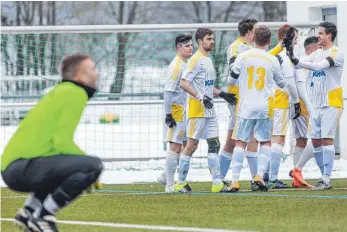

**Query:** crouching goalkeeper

left=1, top=53, right=103, bottom=232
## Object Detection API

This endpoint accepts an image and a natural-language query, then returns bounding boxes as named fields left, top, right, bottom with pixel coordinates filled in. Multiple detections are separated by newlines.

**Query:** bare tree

left=49, top=1, right=58, bottom=74
left=262, top=1, right=287, bottom=22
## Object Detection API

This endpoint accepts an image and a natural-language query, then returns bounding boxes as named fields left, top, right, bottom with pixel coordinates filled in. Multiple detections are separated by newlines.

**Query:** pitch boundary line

left=0, top=218, right=255, bottom=232
left=93, top=189, right=347, bottom=199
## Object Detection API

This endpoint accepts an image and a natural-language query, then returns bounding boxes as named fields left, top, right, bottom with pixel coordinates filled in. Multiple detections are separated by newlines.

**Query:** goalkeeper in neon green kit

left=1, top=53, right=103, bottom=232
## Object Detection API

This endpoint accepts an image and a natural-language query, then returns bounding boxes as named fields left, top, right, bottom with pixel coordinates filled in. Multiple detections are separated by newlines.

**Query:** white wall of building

left=287, top=1, right=347, bottom=158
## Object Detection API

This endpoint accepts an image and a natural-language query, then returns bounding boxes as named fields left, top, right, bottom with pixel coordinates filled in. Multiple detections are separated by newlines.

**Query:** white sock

left=24, top=193, right=42, bottom=212
left=293, top=147, right=304, bottom=167
left=219, top=150, right=233, bottom=181
left=207, top=153, right=222, bottom=185
left=231, top=147, right=244, bottom=184
left=178, top=153, right=191, bottom=184
left=257, top=145, right=271, bottom=178
left=296, top=142, right=314, bottom=170
left=269, top=143, right=283, bottom=181
left=245, top=151, right=258, bottom=179
left=165, top=150, right=179, bottom=187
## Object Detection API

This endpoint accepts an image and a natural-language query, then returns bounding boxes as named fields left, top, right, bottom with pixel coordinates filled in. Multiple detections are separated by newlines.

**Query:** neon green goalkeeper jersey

left=1, top=81, right=95, bottom=171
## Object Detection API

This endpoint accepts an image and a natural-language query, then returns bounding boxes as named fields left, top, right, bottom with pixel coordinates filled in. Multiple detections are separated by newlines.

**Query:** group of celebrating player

left=158, top=18, right=344, bottom=193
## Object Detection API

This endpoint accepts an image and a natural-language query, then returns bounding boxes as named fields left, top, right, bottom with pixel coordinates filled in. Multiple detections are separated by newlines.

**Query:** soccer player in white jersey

left=176, top=28, right=237, bottom=193
left=267, top=25, right=302, bottom=189
left=158, top=34, right=193, bottom=192
left=287, top=21, right=344, bottom=189
left=228, top=25, right=285, bottom=192
left=219, top=18, right=258, bottom=187
left=290, top=36, right=319, bottom=188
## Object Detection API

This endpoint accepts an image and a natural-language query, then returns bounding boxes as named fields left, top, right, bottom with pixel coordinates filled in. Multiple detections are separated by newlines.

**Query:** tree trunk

left=110, top=33, right=128, bottom=98
left=50, top=1, right=58, bottom=74
left=15, top=2, right=24, bottom=76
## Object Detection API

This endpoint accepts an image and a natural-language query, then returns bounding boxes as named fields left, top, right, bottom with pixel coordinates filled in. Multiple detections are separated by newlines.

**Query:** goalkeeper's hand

left=218, top=91, right=237, bottom=106
left=286, top=50, right=299, bottom=65
left=197, top=93, right=213, bottom=109
left=282, top=27, right=296, bottom=51
left=165, top=113, right=176, bottom=128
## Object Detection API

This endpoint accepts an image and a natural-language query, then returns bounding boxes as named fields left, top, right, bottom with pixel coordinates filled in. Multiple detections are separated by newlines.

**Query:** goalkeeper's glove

left=197, top=93, right=213, bottom=109
left=286, top=50, right=299, bottom=65
left=218, top=91, right=237, bottom=106
left=282, top=27, right=296, bottom=51
left=165, top=113, right=176, bottom=128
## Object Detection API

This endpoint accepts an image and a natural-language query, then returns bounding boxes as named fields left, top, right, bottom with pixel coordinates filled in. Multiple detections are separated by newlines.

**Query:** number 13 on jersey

left=247, top=66, right=266, bottom=90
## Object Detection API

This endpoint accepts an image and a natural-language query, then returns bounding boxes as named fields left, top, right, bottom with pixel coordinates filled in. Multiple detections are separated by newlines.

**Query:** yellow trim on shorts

left=188, top=118, right=196, bottom=138
left=168, top=128, right=173, bottom=141
left=232, top=117, right=239, bottom=140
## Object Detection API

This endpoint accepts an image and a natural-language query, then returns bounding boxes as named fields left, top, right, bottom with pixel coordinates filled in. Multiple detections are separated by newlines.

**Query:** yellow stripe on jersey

left=171, top=57, right=183, bottom=81
left=188, top=97, right=204, bottom=118
left=299, top=98, right=309, bottom=115
left=231, top=40, right=242, bottom=57
left=328, top=87, right=343, bottom=108
left=330, top=47, right=338, bottom=59
left=188, top=118, right=196, bottom=138
left=268, top=44, right=283, bottom=56
left=187, top=52, right=203, bottom=71
left=172, top=104, right=184, bottom=122
left=268, top=96, right=274, bottom=118
left=274, top=89, right=290, bottom=109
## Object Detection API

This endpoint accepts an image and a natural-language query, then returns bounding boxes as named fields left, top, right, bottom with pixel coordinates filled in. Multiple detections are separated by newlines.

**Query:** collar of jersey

left=62, top=80, right=96, bottom=99
left=237, top=37, right=250, bottom=45
left=197, top=49, right=208, bottom=57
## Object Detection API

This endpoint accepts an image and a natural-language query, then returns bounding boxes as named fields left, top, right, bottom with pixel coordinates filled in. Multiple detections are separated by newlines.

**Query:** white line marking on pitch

left=0, top=192, right=157, bottom=199
left=0, top=218, right=255, bottom=232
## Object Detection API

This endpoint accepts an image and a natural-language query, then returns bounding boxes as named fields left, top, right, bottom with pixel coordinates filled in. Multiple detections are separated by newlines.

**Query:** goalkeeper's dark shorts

left=1, top=155, right=103, bottom=193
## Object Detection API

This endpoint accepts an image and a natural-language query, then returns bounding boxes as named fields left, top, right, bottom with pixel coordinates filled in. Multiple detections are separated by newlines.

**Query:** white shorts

left=308, top=107, right=343, bottom=139
left=186, top=117, right=219, bottom=140
left=292, top=115, right=309, bottom=139
left=273, top=109, right=289, bottom=136
left=163, top=121, right=186, bottom=144
left=232, top=117, right=273, bottom=142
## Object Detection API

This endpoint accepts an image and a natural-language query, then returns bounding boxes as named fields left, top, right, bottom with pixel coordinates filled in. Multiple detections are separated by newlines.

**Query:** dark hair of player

left=238, top=18, right=258, bottom=36
left=304, top=36, right=319, bottom=48
left=319, top=21, right=337, bottom=41
left=195, top=28, right=213, bottom=43
left=175, top=34, right=193, bottom=47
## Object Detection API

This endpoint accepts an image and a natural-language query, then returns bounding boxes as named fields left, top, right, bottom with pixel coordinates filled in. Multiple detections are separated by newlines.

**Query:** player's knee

left=82, top=156, right=104, bottom=176
left=312, top=139, right=322, bottom=148
left=207, top=138, right=220, bottom=154
left=272, top=136, right=285, bottom=145
left=296, top=138, right=307, bottom=148
left=169, top=142, right=182, bottom=154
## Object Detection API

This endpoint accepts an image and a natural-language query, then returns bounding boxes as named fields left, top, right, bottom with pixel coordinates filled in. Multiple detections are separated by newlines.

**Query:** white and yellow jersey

left=231, top=48, right=284, bottom=119
left=182, top=50, right=216, bottom=118
left=274, top=50, right=295, bottom=110
left=226, top=37, right=252, bottom=97
left=164, top=55, right=187, bottom=122
left=305, top=46, right=344, bottom=108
